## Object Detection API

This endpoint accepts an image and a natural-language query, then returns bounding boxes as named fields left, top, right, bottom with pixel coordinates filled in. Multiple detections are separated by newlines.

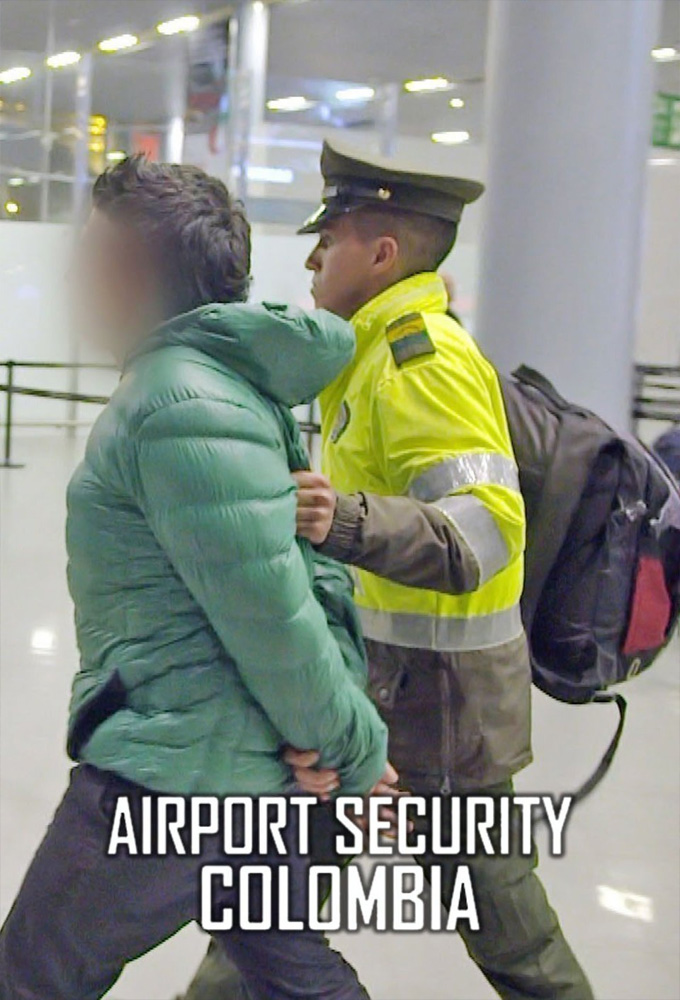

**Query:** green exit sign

left=652, top=92, right=680, bottom=150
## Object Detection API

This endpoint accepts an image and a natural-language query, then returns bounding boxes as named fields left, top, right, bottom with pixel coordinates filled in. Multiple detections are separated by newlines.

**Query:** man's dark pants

left=185, top=783, right=594, bottom=1000
left=0, top=765, right=368, bottom=1000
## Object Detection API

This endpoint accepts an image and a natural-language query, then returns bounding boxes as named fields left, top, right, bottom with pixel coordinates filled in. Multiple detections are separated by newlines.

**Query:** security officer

left=183, top=140, right=593, bottom=1000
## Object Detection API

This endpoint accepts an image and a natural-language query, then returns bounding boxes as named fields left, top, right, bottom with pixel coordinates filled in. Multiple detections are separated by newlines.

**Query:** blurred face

left=69, top=209, right=162, bottom=360
left=305, top=214, right=396, bottom=320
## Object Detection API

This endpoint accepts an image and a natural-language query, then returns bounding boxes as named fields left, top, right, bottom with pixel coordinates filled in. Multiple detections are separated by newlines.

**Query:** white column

left=68, top=51, right=93, bottom=432
left=71, top=53, right=93, bottom=226
left=40, top=0, right=57, bottom=220
left=476, top=0, right=661, bottom=429
left=377, top=83, right=400, bottom=157
left=227, top=0, right=270, bottom=201
left=165, top=115, right=186, bottom=163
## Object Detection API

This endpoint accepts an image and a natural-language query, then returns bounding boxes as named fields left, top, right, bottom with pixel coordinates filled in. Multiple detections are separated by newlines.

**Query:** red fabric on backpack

left=623, top=555, right=672, bottom=655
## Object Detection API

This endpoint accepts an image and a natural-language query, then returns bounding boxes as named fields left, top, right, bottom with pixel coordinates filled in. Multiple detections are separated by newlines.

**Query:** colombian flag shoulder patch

left=385, top=312, right=436, bottom=367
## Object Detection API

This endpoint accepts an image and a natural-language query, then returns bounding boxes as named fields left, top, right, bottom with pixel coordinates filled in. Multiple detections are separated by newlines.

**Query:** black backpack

left=501, top=366, right=680, bottom=803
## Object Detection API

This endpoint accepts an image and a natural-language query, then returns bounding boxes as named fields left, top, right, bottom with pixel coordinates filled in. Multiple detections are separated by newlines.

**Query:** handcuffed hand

left=292, top=471, right=337, bottom=546
left=283, top=749, right=404, bottom=836
left=365, top=761, right=404, bottom=838
left=283, top=748, right=339, bottom=800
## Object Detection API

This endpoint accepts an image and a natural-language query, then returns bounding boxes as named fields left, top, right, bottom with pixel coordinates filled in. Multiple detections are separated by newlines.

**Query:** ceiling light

left=8, top=176, right=25, bottom=187
left=157, top=15, right=201, bottom=36
left=98, top=34, right=139, bottom=53
left=266, top=96, right=315, bottom=112
left=46, top=50, right=81, bottom=69
left=336, top=86, right=375, bottom=103
left=0, top=66, right=32, bottom=85
left=449, top=97, right=465, bottom=108
left=5, top=200, right=20, bottom=215
left=651, top=46, right=679, bottom=62
left=89, top=114, right=107, bottom=135
left=431, top=130, right=470, bottom=145
left=106, top=150, right=127, bottom=162
left=404, top=77, right=451, bottom=94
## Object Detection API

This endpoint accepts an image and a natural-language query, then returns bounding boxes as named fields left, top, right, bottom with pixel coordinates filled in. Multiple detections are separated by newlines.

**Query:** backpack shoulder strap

left=571, top=693, right=628, bottom=805
left=512, top=365, right=575, bottom=412
left=504, top=368, right=619, bottom=627
left=534, top=693, right=628, bottom=828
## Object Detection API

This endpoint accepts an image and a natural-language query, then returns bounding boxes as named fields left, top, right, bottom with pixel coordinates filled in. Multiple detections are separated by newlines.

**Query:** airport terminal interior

left=1, top=1, right=679, bottom=999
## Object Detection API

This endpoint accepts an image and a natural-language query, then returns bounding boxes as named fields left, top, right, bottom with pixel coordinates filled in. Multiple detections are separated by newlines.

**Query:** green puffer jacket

left=66, top=303, right=388, bottom=796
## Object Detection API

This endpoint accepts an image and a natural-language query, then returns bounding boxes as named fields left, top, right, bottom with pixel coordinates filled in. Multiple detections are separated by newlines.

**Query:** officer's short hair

left=351, top=207, right=458, bottom=274
left=92, top=155, right=251, bottom=316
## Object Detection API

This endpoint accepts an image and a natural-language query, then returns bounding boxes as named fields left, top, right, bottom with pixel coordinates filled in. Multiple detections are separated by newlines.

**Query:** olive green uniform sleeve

left=319, top=490, right=481, bottom=594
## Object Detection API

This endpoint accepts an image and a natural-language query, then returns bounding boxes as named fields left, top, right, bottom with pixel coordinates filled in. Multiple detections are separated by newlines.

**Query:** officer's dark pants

left=0, top=765, right=368, bottom=1000
left=183, top=783, right=594, bottom=1000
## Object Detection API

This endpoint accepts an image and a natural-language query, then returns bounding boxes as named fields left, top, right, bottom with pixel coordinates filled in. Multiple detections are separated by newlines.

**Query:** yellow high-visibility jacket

left=318, top=272, right=532, bottom=789
left=320, top=272, right=525, bottom=651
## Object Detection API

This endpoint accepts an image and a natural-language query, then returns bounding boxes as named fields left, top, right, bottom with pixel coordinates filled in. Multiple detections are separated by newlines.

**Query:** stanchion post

left=2, top=361, right=24, bottom=469
left=3, top=360, right=14, bottom=465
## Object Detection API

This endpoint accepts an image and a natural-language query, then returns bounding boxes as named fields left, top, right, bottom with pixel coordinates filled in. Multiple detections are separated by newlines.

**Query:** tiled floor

left=1, top=433, right=678, bottom=1000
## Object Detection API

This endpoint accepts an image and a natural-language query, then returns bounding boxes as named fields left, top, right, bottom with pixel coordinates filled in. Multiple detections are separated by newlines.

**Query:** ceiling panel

left=268, top=0, right=488, bottom=85
left=0, top=0, right=678, bottom=154
left=0, top=0, right=227, bottom=52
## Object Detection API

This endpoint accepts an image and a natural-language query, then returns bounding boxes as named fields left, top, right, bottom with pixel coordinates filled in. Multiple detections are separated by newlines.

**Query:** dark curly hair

left=92, top=155, right=251, bottom=316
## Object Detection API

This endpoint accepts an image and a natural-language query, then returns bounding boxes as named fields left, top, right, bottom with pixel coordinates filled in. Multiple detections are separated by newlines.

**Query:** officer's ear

left=371, top=235, right=399, bottom=275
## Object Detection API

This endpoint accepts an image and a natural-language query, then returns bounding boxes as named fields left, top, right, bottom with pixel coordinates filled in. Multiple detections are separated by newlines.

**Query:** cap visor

left=297, top=203, right=330, bottom=235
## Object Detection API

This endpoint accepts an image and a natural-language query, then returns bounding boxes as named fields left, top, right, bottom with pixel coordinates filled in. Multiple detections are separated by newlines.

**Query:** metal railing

left=0, top=359, right=321, bottom=468
left=632, top=364, right=680, bottom=428
left=0, top=360, right=116, bottom=467
left=3, top=359, right=677, bottom=470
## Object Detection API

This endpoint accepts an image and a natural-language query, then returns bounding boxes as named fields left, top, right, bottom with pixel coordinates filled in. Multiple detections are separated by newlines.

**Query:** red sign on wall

left=131, top=131, right=162, bottom=162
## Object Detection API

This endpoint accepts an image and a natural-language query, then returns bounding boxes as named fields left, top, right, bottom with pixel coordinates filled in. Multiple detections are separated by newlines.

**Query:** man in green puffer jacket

left=0, top=156, right=389, bottom=1000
